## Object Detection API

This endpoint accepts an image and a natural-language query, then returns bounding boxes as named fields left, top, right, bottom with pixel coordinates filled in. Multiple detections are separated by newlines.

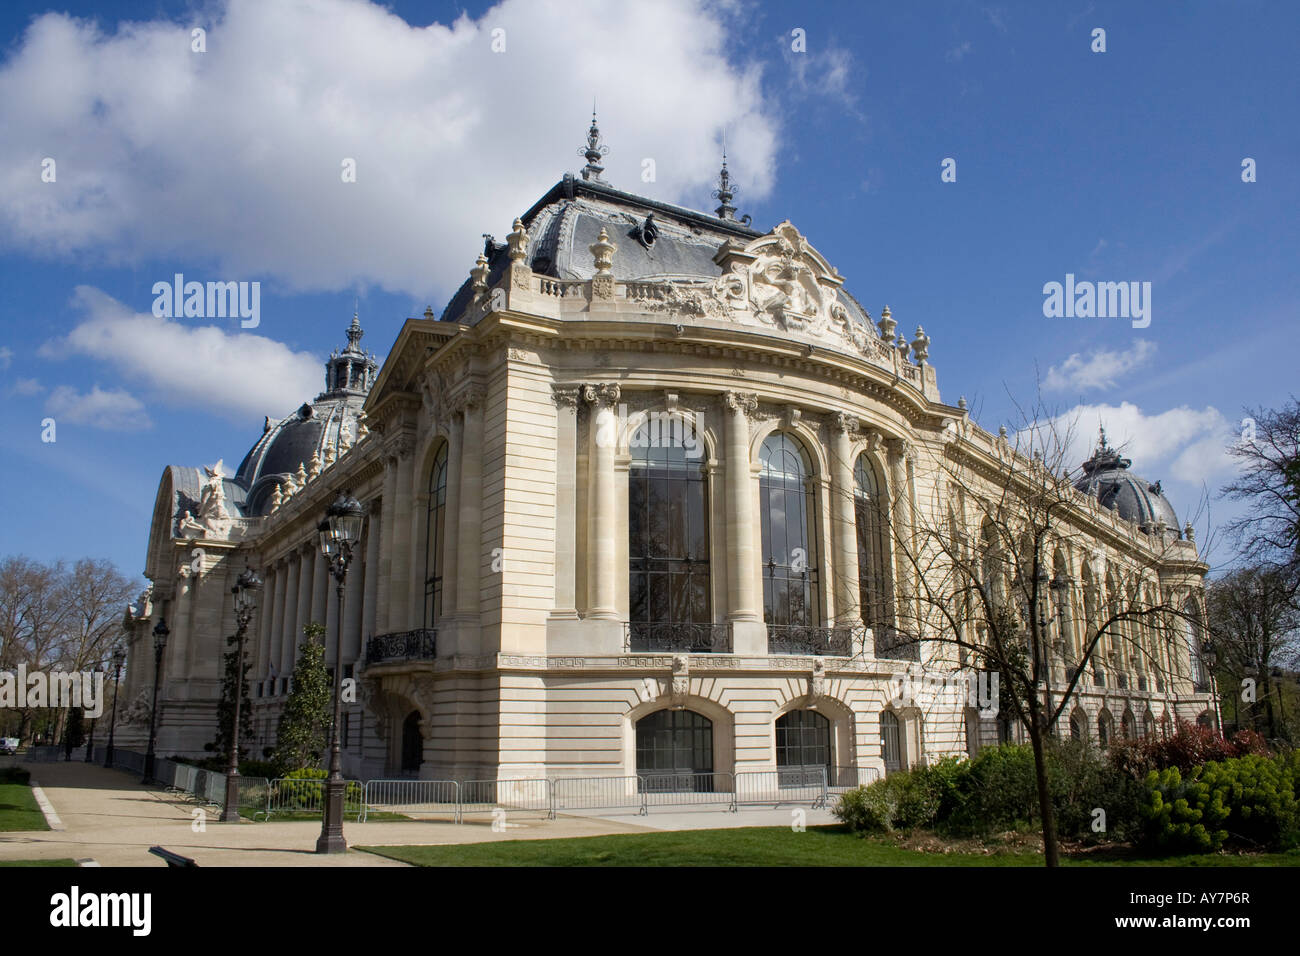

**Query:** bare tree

left=834, top=400, right=1215, bottom=867
left=1223, top=398, right=1300, bottom=573
left=1206, top=564, right=1300, bottom=741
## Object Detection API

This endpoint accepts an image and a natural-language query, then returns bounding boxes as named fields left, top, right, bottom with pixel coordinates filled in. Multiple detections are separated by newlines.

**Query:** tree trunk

left=1027, top=702, right=1060, bottom=867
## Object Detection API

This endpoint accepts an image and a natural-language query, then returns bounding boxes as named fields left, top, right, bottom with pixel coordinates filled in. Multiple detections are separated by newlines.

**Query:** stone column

left=294, top=545, right=314, bottom=654
left=280, top=551, right=300, bottom=677
left=269, top=561, right=287, bottom=690
left=362, top=510, right=381, bottom=649
left=257, top=565, right=276, bottom=683
left=324, top=561, right=339, bottom=669
left=456, top=386, right=486, bottom=624
left=344, top=541, right=365, bottom=666
left=551, top=386, right=580, bottom=618
left=388, top=433, right=417, bottom=632
left=376, top=459, right=397, bottom=635
left=722, top=391, right=765, bottom=654
left=439, top=415, right=463, bottom=627
left=584, top=383, right=621, bottom=620
left=887, top=438, right=916, bottom=636
left=171, top=567, right=195, bottom=686
left=311, top=549, right=328, bottom=631
left=831, top=414, right=861, bottom=627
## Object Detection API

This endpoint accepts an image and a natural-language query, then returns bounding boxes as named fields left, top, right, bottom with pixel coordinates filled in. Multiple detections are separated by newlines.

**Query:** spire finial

left=712, top=132, right=739, bottom=220
left=579, top=107, right=608, bottom=182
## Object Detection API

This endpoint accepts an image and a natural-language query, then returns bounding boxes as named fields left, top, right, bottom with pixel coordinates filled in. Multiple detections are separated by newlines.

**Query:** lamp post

left=104, top=646, right=125, bottom=768
left=221, top=566, right=262, bottom=823
left=316, top=492, right=366, bottom=854
left=142, top=619, right=169, bottom=784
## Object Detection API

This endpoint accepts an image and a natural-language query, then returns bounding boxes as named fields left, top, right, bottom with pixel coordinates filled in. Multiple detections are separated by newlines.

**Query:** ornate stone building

left=118, top=121, right=1217, bottom=780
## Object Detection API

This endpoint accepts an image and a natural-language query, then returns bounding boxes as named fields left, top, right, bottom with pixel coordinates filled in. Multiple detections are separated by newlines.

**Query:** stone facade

left=118, top=158, right=1216, bottom=782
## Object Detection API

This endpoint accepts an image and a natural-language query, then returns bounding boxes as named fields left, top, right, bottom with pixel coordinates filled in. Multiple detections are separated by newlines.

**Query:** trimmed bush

left=1111, top=721, right=1271, bottom=779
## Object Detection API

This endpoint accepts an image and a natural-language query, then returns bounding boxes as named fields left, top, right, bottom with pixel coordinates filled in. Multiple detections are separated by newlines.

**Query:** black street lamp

left=316, top=491, right=366, bottom=854
left=104, top=646, right=125, bottom=768
left=142, top=619, right=169, bottom=784
left=221, top=566, right=262, bottom=823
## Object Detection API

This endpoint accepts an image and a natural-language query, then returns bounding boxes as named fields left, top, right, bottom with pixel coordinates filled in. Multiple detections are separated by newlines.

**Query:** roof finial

left=712, top=131, right=738, bottom=220
left=1098, top=423, right=1108, bottom=450
left=579, top=105, right=608, bottom=182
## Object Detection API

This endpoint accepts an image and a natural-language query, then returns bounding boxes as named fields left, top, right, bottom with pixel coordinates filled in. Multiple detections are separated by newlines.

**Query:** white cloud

left=1044, top=340, right=1156, bottom=392
left=0, top=346, right=12, bottom=369
left=45, top=384, right=151, bottom=430
left=946, top=41, right=973, bottom=62
left=0, top=0, right=780, bottom=299
left=10, top=377, right=43, bottom=396
left=1045, top=401, right=1235, bottom=488
left=39, top=286, right=322, bottom=422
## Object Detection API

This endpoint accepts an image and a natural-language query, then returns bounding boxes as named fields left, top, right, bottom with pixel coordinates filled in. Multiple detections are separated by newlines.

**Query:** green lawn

left=0, top=781, right=48, bottom=832
left=0, top=859, right=78, bottom=867
left=358, top=826, right=1300, bottom=867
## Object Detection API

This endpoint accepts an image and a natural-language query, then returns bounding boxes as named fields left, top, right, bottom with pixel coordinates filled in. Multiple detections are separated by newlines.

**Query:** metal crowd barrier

left=258, top=777, right=365, bottom=821
left=735, top=767, right=828, bottom=809
left=552, top=775, right=643, bottom=815
left=362, top=779, right=461, bottom=823
left=827, top=765, right=882, bottom=791
left=640, top=772, right=737, bottom=812
left=460, top=778, right=554, bottom=820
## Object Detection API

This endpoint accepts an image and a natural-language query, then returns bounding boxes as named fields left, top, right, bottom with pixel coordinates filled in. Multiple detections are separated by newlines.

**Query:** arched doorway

left=881, top=710, right=902, bottom=773
left=400, top=710, right=423, bottom=775
left=636, top=709, right=713, bottom=791
left=775, top=709, right=832, bottom=783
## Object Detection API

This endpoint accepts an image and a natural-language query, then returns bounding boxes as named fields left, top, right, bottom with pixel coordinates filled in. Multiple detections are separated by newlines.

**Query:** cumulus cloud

left=1044, top=401, right=1235, bottom=487
left=45, top=384, right=151, bottom=430
left=39, top=286, right=322, bottom=422
left=1044, top=340, right=1156, bottom=392
left=0, top=0, right=780, bottom=299
left=10, top=377, right=43, bottom=396
left=0, top=346, right=12, bottom=369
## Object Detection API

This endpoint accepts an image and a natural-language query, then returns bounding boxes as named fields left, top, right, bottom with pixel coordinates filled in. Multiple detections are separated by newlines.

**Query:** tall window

left=760, top=433, right=819, bottom=634
left=628, top=420, right=711, bottom=649
left=423, top=443, right=449, bottom=628
left=775, top=710, right=832, bottom=779
left=856, top=456, right=903, bottom=657
left=1184, top=599, right=1207, bottom=689
left=636, top=709, right=713, bottom=790
left=880, top=711, right=902, bottom=772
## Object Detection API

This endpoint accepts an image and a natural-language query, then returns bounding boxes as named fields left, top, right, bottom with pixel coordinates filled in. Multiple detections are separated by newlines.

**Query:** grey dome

left=234, top=315, right=377, bottom=515
left=1073, top=432, right=1179, bottom=531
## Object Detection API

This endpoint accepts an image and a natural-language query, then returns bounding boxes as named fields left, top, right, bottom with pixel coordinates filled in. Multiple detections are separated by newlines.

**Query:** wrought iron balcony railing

left=625, top=621, right=731, bottom=653
left=365, top=628, right=437, bottom=664
left=872, top=626, right=920, bottom=661
left=767, top=624, right=853, bottom=656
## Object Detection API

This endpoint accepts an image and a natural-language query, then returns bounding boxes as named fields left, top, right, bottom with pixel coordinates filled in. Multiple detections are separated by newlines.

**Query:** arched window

left=760, top=433, right=820, bottom=649
left=1184, top=600, right=1208, bottom=690
left=1098, top=711, right=1112, bottom=749
left=423, top=443, right=449, bottom=628
left=1069, top=711, right=1086, bottom=742
left=636, top=709, right=713, bottom=790
left=628, top=419, right=712, bottom=650
left=1122, top=710, right=1137, bottom=740
left=776, top=709, right=832, bottom=780
left=880, top=710, right=902, bottom=773
left=400, top=710, right=423, bottom=774
left=856, top=456, right=904, bottom=658
left=1142, top=708, right=1155, bottom=740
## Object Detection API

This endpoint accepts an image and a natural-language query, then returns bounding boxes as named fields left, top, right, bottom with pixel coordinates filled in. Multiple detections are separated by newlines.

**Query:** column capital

left=451, top=382, right=486, bottom=413
left=552, top=384, right=582, bottom=408
left=886, top=436, right=914, bottom=463
left=722, top=390, right=758, bottom=416
left=831, top=411, right=860, bottom=436
left=582, top=382, right=621, bottom=408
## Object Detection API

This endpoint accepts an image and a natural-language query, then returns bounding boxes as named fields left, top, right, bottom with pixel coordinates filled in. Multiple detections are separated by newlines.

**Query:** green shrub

left=1140, top=765, right=1230, bottom=853
left=943, top=743, right=1038, bottom=835
left=1049, top=738, right=1144, bottom=843
left=833, top=783, right=896, bottom=833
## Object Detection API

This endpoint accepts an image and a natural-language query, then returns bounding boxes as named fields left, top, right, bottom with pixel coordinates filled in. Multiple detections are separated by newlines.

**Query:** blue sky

left=1, top=0, right=1295, bottom=585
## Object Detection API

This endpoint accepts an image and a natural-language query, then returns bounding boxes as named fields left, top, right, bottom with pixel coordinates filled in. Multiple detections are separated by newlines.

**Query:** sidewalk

left=0, top=760, right=657, bottom=867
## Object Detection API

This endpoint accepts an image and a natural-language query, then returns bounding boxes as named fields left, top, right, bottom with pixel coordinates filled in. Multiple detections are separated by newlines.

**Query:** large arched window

left=760, top=433, right=820, bottom=649
left=775, top=709, right=832, bottom=780
left=628, top=419, right=713, bottom=651
left=636, top=709, right=713, bottom=790
left=400, top=710, right=423, bottom=774
left=856, top=455, right=904, bottom=658
left=1184, top=599, right=1208, bottom=690
left=423, top=443, right=449, bottom=628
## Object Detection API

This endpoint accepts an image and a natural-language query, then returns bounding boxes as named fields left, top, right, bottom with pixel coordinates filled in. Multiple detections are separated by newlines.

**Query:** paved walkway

left=0, top=759, right=654, bottom=867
